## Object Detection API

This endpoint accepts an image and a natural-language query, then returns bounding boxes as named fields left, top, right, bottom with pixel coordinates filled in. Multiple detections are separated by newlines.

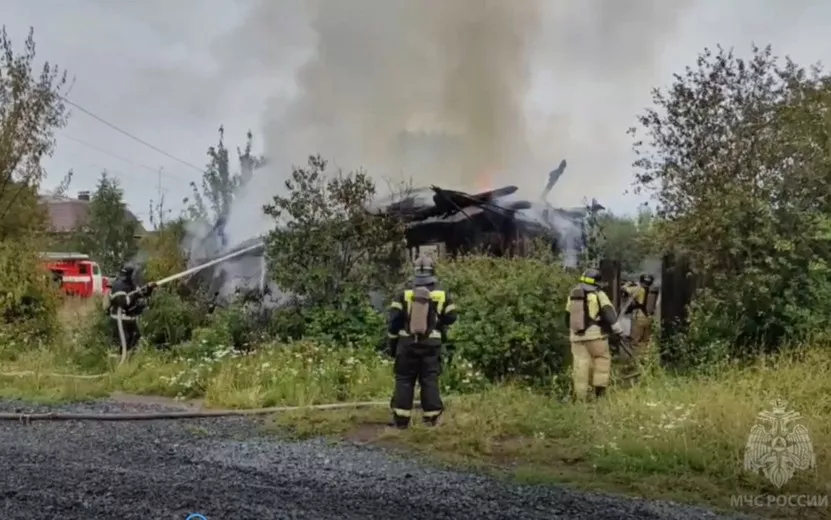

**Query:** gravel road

left=0, top=398, right=750, bottom=520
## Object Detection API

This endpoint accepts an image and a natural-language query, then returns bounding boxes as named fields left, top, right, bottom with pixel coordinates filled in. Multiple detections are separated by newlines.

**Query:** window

left=78, top=264, right=89, bottom=275
left=92, top=264, right=100, bottom=275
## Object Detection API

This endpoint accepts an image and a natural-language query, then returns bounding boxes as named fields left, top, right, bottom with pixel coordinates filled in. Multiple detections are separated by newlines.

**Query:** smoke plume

left=211, top=0, right=692, bottom=250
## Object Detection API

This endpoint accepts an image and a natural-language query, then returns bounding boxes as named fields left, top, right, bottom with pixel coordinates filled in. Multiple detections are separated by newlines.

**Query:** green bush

left=141, top=289, right=207, bottom=347
left=59, top=251, right=613, bottom=397
left=442, top=254, right=576, bottom=387
left=303, top=288, right=386, bottom=347
left=0, top=240, right=61, bottom=352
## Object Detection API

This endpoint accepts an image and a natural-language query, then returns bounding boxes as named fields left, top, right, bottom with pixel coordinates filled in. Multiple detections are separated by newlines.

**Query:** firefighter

left=620, top=273, right=659, bottom=379
left=107, top=264, right=155, bottom=353
left=387, top=255, right=457, bottom=429
left=564, top=267, right=622, bottom=400
left=622, top=273, right=658, bottom=348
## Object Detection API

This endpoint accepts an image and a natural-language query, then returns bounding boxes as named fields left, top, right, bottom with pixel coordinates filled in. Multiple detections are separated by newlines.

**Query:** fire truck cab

left=40, top=252, right=108, bottom=298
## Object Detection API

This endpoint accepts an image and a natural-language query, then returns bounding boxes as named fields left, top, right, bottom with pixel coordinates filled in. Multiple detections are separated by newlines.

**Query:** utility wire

left=60, top=95, right=206, bottom=175
left=61, top=134, right=191, bottom=185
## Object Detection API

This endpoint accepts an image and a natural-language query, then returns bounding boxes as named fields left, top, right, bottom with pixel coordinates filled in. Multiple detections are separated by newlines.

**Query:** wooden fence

left=659, top=253, right=700, bottom=341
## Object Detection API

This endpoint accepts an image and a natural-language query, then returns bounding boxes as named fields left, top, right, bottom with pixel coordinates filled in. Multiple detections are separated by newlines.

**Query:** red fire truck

left=40, top=252, right=110, bottom=298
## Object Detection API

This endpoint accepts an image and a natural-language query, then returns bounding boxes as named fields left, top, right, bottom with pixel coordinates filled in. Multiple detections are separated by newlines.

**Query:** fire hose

left=0, top=400, right=427, bottom=423
left=149, top=242, right=265, bottom=288
left=0, top=243, right=268, bottom=380
left=113, top=242, right=266, bottom=365
left=0, top=243, right=436, bottom=422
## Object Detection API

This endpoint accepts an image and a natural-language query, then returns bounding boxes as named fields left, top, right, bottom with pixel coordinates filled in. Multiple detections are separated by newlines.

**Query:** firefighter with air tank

left=564, top=267, right=622, bottom=400
left=386, top=255, right=457, bottom=429
left=105, top=264, right=156, bottom=353
left=620, top=273, right=659, bottom=380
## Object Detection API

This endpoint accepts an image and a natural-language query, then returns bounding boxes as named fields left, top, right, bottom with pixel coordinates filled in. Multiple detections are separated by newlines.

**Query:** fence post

left=599, top=259, right=621, bottom=309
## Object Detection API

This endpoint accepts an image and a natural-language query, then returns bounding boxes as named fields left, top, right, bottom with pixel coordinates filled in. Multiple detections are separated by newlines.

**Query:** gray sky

left=4, top=0, right=831, bottom=231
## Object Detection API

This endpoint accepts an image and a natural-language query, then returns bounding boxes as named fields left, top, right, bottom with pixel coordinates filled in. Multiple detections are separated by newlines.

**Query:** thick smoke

left=212, top=0, right=692, bottom=253
left=218, top=0, right=544, bottom=250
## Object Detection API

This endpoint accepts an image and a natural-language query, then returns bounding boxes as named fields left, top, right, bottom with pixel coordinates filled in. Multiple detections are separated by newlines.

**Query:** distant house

left=40, top=190, right=146, bottom=238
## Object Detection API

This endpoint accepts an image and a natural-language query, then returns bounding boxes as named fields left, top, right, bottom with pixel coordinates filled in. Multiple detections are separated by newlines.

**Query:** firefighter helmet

left=413, top=255, right=436, bottom=285
left=119, top=263, right=136, bottom=280
left=579, top=268, right=602, bottom=286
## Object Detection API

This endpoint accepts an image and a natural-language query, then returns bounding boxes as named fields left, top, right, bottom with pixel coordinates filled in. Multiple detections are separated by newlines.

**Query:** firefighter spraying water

left=106, top=242, right=265, bottom=362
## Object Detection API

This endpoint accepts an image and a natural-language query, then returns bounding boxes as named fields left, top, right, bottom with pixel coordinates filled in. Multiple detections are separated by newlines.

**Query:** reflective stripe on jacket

left=387, top=286, right=457, bottom=343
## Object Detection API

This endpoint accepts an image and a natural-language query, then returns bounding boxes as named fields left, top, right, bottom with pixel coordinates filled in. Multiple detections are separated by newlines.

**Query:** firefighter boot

left=391, top=412, right=410, bottom=430
left=422, top=410, right=442, bottom=427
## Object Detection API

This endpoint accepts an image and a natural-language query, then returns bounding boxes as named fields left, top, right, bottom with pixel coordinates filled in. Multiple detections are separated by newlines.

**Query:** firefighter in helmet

left=386, top=255, right=457, bottom=429
left=620, top=273, right=659, bottom=378
left=107, top=264, right=156, bottom=353
left=564, top=267, right=622, bottom=400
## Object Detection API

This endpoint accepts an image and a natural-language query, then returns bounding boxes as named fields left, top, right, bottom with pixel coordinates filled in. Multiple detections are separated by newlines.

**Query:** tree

left=185, top=126, right=265, bottom=224
left=263, top=155, right=406, bottom=309
left=597, top=214, right=642, bottom=273
left=0, top=27, right=69, bottom=240
left=75, top=173, right=138, bottom=274
left=629, top=44, right=831, bottom=348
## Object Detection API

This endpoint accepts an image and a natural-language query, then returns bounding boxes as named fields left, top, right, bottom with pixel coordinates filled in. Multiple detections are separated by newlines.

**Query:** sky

left=4, top=0, right=831, bottom=231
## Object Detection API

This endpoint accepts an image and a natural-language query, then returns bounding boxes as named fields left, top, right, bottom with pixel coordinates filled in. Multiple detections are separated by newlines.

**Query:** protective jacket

left=387, top=284, right=457, bottom=349
left=108, top=276, right=146, bottom=320
left=564, top=283, right=620, bottom=342
left=106, top=274, right=153, bottom=352
left=622, top=283, right=659, bottom=319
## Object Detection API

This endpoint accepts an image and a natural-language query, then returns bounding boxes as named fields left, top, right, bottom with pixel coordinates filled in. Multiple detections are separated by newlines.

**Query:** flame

left=476, top=169, right=495, bottom=192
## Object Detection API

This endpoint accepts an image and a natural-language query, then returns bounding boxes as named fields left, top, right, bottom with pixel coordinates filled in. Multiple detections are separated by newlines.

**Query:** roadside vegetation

left=1, top=27, right=830, bottom=518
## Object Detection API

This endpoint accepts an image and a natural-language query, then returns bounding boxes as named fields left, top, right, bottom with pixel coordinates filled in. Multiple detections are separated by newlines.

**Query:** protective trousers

left=571, top=338, right=611, bottom=400
left=623, top=315, right=652, bottom=380
left=391, top=342, right=443, bottom=428
left=630, top=315, right=652, bottom=355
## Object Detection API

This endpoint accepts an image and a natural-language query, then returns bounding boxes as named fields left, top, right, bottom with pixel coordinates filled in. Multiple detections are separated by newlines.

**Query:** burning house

left=185, top=159, right=602, bottom=299
left=371, top=159, right=604, bottom=259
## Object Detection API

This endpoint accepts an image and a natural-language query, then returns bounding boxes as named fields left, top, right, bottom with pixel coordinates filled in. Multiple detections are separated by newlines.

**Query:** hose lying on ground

left=0, top=400, right=421, bottom=422
left=0, top=371, right=108, bottom=379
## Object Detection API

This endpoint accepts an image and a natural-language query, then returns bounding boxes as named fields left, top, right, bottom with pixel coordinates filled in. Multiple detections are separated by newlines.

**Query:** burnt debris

left=372, top=160, right=604, bottom=257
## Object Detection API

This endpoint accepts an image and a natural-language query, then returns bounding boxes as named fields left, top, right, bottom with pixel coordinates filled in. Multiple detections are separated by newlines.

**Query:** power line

left=60, top=95, right=206, bottom=174
left=60, top=134, right=192, bottom=185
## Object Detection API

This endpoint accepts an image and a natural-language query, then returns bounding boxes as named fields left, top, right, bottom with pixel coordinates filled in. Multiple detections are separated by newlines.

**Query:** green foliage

left=0, top=27, right=68, bottom=342
left=185, top=126, right=264, bottom=224
left=263, top=155, right=405, bottom=308
left=596, top=206, right=658, bottom=273
left=140, top=289, right=207, bottom=347
left=0, top=239, right=60, bottom=345
left=441, top=254, right=575, bottom=387
left=0, top=27, right=69, bottom=241
left=140, top=217, right=188, bottom=283
left=303, top=287, right=386, bottom=347
left=74, top=173, right=139, bottom=274
left=630, top=44, right=831, bottom=352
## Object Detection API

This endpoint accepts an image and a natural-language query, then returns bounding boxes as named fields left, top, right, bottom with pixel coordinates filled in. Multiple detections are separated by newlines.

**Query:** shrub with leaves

left=0, top=239, right=60, bottom=347
left=442, top=253, right=575, bottom=387
left=303, top=286, right=386, bottom=347
left=140, top=289, right=207, bottom=347
left=263, top=155, right=405, bottom=309
left=630, top=44, right=831, bottom=354
left=0, top=28, right=69, bottom=344
left=139, top=217, right=188, bottom=285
